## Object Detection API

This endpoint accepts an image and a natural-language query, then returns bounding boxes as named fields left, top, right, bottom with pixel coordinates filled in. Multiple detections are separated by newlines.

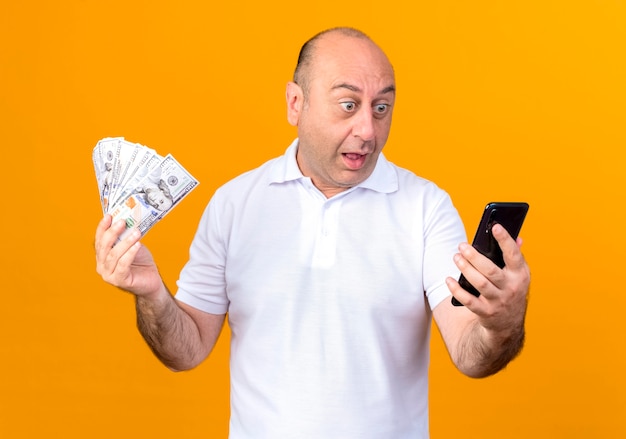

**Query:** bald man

left=95, top=27, right=529, bottom=438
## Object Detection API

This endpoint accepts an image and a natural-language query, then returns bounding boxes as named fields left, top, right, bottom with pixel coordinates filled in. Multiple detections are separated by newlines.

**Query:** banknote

left=93, top=137, right=122, bottom=213
left=93, top=138, right=163, bottom=213
left=92, top=138, right=199, bottom=239
left=109, top=140, right=142, bottom=205
left=115, top=147, right=162, bottom=205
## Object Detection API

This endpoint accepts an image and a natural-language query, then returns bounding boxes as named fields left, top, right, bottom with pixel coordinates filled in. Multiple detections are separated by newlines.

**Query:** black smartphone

left=451, top=202, right=529, bottom=306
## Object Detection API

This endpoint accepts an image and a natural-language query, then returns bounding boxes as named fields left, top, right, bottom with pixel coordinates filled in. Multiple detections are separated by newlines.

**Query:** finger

left=101, top=228, right=142, bottom=286
left=446, top=276, right=487, bottom=311
left=96, top=219, right=126, bottom=264
left=453, top=249, right=500, bottom=300
left=457, top=242, right=502, bottom=284
left=95, top=215, right=116, bottom=275
left=116, top=235, right=142, bottom=267
left=95, top=214, right=113, bottom=252
left=97, top=220, right=136, bottom=277
left=491, top=224, right=526, bottom=271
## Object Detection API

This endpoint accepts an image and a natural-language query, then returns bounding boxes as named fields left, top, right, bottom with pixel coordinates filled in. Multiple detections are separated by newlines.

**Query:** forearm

left=135, top=286, right=208, bottom=371
left=453, top=318, right=525, bottom=378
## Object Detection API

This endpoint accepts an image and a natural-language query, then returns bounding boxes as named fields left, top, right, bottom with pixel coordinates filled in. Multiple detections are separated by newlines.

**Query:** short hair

left=293, top=27, right=373, bottom=96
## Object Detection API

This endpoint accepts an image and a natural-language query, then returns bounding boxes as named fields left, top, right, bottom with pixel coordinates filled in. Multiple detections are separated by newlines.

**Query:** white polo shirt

left=176, top=139, right=466, bottom=438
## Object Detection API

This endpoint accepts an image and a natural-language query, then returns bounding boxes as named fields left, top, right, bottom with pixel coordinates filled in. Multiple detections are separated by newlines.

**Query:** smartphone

left=451, top=202, right=529, bottom=306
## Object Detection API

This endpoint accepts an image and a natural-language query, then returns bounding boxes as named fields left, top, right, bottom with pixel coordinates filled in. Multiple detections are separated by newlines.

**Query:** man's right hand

left=95, top=215, right=164, bottom=299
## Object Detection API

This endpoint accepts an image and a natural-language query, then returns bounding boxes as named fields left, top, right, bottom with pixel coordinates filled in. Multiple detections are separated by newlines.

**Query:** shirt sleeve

left=422, top=191, right=467, bottom=310
left=175, top=196, right=230, bottom=315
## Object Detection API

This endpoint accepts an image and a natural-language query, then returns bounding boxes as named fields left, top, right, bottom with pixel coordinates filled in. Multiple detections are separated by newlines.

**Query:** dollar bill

left=93, top=137, right=122, bottom=213
left=93, top=137, right=199, bottom=239
left=116, top=147, right=162, bottom=203
left=107, top=154, right=199, bottom=240
left=109, top=140, right=142, bottom=206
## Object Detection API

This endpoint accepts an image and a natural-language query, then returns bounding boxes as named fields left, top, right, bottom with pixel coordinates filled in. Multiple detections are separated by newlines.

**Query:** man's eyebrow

left=332, top=83, right=360, bottom=92
left=331, top=83, right=396, bottom=95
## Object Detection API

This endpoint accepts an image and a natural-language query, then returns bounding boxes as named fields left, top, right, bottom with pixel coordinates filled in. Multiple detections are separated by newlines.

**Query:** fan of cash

left=92, top=137, right=199, bottom=240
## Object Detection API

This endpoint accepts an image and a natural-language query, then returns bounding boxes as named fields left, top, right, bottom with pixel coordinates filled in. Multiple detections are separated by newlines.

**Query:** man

left=95, top=27, right=530, bottom=438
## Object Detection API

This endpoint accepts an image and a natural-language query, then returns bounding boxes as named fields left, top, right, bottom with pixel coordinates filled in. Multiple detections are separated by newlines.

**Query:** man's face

left=287, top=34, right=396, bottom=198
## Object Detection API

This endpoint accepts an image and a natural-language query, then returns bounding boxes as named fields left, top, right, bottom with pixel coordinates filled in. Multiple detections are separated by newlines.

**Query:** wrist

left=136, top=283, right=171, bottom=309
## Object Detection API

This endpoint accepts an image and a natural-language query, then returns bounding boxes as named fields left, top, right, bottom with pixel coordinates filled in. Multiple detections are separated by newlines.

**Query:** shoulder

left=385, top=159, right=453, bottom=205
left=212, top=156, right=281, bottom=201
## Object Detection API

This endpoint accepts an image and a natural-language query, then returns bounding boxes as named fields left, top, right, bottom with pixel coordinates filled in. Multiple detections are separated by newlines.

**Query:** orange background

left=1, top=1, right=625, bottom=437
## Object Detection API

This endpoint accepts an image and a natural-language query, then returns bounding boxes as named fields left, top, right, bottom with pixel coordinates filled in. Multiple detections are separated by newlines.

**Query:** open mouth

left=342, top=152, right=367, bottom=170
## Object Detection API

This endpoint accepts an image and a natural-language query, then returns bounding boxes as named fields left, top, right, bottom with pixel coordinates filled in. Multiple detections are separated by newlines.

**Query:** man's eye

left=340, top=102, right=356, bottom=111
left=374, top=104, right=389, bottom=114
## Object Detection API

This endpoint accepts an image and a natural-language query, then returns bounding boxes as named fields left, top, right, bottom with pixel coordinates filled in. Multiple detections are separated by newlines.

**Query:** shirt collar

left=269, top=138, right=398, bottom=194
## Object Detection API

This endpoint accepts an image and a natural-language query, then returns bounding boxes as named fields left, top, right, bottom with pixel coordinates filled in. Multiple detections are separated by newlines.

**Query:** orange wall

left=1, top=1, right=624, bottom=437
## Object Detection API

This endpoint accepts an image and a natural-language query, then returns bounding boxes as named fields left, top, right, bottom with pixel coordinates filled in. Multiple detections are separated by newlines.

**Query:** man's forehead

left=330, top=82, right=396, bottom=96
left=299, top=33, right=395, bottom=97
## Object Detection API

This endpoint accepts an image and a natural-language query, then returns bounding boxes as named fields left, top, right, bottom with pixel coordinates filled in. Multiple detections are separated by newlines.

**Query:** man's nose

left=351, top=108, right=376, bottom=141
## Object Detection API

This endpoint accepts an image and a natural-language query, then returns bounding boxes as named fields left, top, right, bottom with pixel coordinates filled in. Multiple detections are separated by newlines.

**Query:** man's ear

left=286, top=81, right=304, bottom=126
